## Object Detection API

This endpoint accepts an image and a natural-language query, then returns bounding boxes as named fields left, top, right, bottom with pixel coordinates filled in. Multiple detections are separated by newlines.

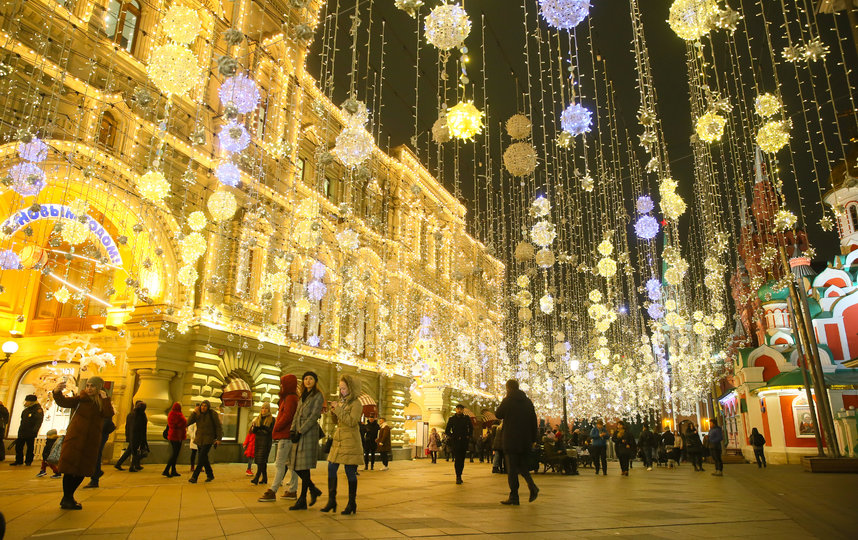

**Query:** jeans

left=505, top=452, right=537, bottom=501
left=591, top=446, right=607, bottom=473
left=711, top=446, right=723, bottom=471
left=270, top=439, right=299, bottom=493
left=754, top=448, right=766, bottom=467
left=640, top=447, right=653, bottom=468
left=452, top=442, right=467, bottom=477
left=15, top=436, right=35, bottom=465
left=327, top=461, right=357, bottom=482
left=192, top=444, right=214, bottom=479
left=165, top=441, right=182, bottom=473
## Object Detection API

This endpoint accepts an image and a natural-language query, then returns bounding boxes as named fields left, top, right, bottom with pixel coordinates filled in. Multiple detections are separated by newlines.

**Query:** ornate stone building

left=0, top=0, right=504, bottom=460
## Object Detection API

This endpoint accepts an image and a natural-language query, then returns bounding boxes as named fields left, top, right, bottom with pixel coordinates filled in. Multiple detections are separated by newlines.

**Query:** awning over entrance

left=221, top=378, right=252, bottom=407
left=481, top=409, right=497, bottom=423
left=358, top=392, right=378, bottom=416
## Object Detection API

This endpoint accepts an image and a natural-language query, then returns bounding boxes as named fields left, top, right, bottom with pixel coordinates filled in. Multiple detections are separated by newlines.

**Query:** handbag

left=290, top=431, right=301, bottom=443
left=136, top=441, right=150, bottom=459
left=47, top=436, right=64, bottom=464
left=162, top=426, right=169, bottom=440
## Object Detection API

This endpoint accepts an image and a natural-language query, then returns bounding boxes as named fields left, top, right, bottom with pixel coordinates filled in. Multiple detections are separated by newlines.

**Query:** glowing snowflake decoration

left=773, top=209, right=797, bottom=231
left=560, top=102, right=592, bottom=136
left=538, top=0, right=590, bottom=30
left=219, top=74, right=261, bottom=114
left=424, top=3, right=471, bottom=51
left=695, top=111, right=727, bottom=143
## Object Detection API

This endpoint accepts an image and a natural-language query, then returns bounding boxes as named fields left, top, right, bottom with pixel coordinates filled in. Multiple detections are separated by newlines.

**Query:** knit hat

left=24, top=394, right=37, bottom=402
left=87, top=376, right=105, bottom=391
left=46, top=429, right=58, bottom=439
left=301, top=371, right=318, bottom=384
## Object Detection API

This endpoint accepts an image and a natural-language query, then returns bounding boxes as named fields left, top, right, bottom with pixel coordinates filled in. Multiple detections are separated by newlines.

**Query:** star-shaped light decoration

left=714, top=7, right=741, bottom=32
left=804, top=38, right=829, bottom=61
left=782, top=45, right=802, bottom=62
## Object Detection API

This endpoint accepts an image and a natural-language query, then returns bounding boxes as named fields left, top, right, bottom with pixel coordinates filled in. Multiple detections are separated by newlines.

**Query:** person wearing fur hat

left=11, top=394, right=43, bottom=466
left=52, top=377, right=114, bottom=510
left=320, top=374, right=363, bottom=515
left=36, top=429, right=60, bottom=478
left=259, top=374, right=299, bottom=502
left=288, top=371, right=325, bottom=510
left=163, top=402, right=187, bottom=478
left=186, top=400, right=222, bottom=483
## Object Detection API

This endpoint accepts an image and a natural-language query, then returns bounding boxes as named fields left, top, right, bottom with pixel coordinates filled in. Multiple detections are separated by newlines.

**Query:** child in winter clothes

left=36, top=429, right=61, bottom=478
left=243, top=430, right=256, bottom=475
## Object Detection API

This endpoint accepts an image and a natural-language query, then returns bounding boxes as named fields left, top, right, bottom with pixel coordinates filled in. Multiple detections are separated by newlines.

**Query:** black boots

left=341, top=478, right=357, bottom=515
left=288, top=496, right=308, bottom=510
left=320, top=476, right=337, bottom=512
left=308, top=483, right=322, bottom=506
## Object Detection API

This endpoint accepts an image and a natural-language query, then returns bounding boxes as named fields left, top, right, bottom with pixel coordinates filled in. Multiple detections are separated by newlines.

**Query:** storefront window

left=8, top=362, right=79, bottom=437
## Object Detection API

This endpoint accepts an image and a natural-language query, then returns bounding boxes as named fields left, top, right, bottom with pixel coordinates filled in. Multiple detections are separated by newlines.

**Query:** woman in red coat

left=53, top=376, right=114, bottom=510
left=163, top=402, right=187, bottom=478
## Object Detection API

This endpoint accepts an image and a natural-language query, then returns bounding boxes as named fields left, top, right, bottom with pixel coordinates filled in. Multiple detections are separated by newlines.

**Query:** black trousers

left=89, top=432, right=110, bottom=482
left=711, top=446, right=723, bottom=471
left=591, top=446, right=607, bottom=472
left=192, top=444, right=214, bottom=479
left=505, top=452, right=536, bottom=501
left=452, top=442, right=467, bottom=477
left=165, top=441, right=182, bottom=473
left=379, top=451, right=389, bottom=466
left=754, top=448, right=766, bottom=467
left=15, top=436, right=35, bottom=464
left=363, top=443, right=375, bottom=468
left=617, top=453, right=631, bottom=472
left=688, top=449, right=703, bottom=469
left=62, top=474, right=85, bottom=501
left=640, top=447, right=653, bottom=468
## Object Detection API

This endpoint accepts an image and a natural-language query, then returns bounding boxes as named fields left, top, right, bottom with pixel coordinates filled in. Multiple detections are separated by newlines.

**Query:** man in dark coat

left=0, top=399, right=10, bottom=462
left=114, top=400, right=147, bottom=471
left=12, top=394, right=43, bottom=466
left=445, top=404, right=473, bottom=484
left=363, top=416, right=380, bottom=470
left=638, top=424, right=656, bottom=470
left=495, top=380, right=539, bottom=505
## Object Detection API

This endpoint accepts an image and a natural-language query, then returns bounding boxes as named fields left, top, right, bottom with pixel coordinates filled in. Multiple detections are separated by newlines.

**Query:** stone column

left=422, top=386, right=446, bottom=431
left=132, top=368, right=176, bottom=437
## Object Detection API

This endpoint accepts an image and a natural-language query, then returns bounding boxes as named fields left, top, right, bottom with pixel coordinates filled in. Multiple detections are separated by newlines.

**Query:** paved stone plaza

left=0, top=459, right=854, bottom=539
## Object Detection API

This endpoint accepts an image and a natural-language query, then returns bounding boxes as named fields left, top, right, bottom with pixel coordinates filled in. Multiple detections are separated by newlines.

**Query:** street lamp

left=1, top=340, right=18, bottom=370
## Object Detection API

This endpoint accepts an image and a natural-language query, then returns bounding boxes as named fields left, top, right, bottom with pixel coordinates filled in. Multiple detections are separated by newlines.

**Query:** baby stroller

left=656, top=444, right=669, bottom=467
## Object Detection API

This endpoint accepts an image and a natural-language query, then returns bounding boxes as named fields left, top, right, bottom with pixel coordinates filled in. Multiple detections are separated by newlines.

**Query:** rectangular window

left=295, top=157, right=305, bottom=183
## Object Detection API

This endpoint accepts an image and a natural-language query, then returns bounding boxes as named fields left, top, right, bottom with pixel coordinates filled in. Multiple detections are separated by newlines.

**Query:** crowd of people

left=0, top=376, right=771, bottom=513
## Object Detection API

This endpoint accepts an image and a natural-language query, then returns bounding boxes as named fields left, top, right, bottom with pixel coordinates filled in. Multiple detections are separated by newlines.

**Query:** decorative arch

left=748, top=345, right=792, bottom=381
left=813, top=267, right=852, bottom=289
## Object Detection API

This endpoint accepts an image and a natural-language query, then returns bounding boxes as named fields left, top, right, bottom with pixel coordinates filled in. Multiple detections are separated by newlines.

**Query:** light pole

left=0, top=340, right=18, bottom=371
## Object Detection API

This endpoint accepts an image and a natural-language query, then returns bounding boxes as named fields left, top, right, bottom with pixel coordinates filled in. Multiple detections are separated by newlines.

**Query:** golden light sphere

left=147, top=43, right=199, bottom=96
left=296, top=197, right=320, bottom=219
left=61, top=220, right=89, bottom=245
left=207, top=190, right=238, bottom=221
left=505, top=114, right=532, bottom=140
left=757, top=120, right=790, bottom=153
left=597, top=239, right=614, bottom=257
left=695, top=111, right=727, bottom=142
left=178, top=265, right=198, bottom=288
left=54, top=286, right=71, bottom=304
left=187, top=211, right=207, bottom=232
left=596, top=257, right=617, bottom=278
left=137, top=170, right=170, bottom=202
left=295, top=297, right=312, bottom=315
left=446, top=101, right=484, bottom=141
left=431, top=116, right=450, bottom=144
left=754, top=93, right=781, bottom=118
left=668, top=0, right=719, bottom=41
left=535, top=248, right=555, bottom=268
left=424, top=3, right=471, bottom=51
left=503, top=142, right=538, bottom=176
left=180, top=232, right=207, bottom=262
left=514, top=241, right=535, bottom=261
left=162, top=4, right=201, bottom=45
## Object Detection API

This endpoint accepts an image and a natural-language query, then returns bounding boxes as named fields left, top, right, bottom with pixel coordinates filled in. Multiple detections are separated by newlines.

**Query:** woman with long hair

left=52, top=377, right=114, bottom=510
left=320, top=374, right=363, bottom=515
left=163, top=402, right=187, bottom=477
left=612, top=420, right=636, bottom=476
left=187, top=400, right=223, bottom=483
left=250, top=402, right=275, bottom=485
left=288, top=371, right=325, bottom=510
left=427, top=427, right=441, bottom=464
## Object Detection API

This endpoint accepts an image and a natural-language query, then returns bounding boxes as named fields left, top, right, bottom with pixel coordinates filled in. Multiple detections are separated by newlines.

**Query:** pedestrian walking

left=612, top=420, right=636, bottom=476
left=445, top=404, right=473, bottom=484
left=589, top=420, right=609, bottom=475
left=11, top=394, right=43, bottom=466
left=259, top=374, right=300, bottom=502
left=288, top=371, right=325, bottom=510
left=638, top=424, right=656, bottom=471
left=661, top=428, right=677, bottom=468
left=750, top=428, right=767, bottom=468
left=114, top=400, right=148, bottom=472
left=495, top=380, right=539, bottom=505
left=685, top=423, right=704, bottom=472
left=0, top=399, right=9, bottom=462
left=708, top=419, right=724, bottom=476
left=491, top=423, right=505, bottom=473
left=187, top=422, right=198, bottom=474
left=187, top=400, right=223, bottom=483
left=363, top=416, right=379, bottom=470
left=376, top=417, right=391, bottom=470
left=35, top=429, right=60, bottom=478
left=320, top=374, right=363, bottom=515
left=84, top=417, right=115, bottom=488
left=52, top=377, right=114, bottom=510
left=250, top=402, right=275, bottom=485
left=163, top=402, right=187, bottom=478
left=427, top=428, right=441, bottom=463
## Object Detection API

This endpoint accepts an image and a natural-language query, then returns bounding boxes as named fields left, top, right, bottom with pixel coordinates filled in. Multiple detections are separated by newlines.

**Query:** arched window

left=104, top=0, right=141, bottom=53
left=97, top=111, right=117, bottom=148
left=849, top=204, right=858, bottom=233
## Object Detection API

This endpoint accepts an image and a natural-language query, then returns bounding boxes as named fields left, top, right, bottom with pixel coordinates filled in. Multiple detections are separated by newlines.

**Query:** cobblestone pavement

left=0, top=458, right=854, bottom=539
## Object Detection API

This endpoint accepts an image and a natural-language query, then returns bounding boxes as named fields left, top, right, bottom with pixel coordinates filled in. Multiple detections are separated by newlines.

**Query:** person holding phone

left=288, top=371, right=324, bottom=510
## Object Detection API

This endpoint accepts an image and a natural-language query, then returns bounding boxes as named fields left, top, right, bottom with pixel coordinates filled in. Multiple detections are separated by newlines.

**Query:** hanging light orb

left=515, top=290, right=533, bottom=307
left=518, top=307, right=533, bottom=322
left=333, top=125, right=374, bottom=168
left=187, top=211, right=207, bottom=232
left=54, top=286, right=71, bottom=304
left=560, top=102, right=592, bottom=136
left=634, top=215, right=660, bottom=239
left=147, top=43, right=199, bottom=96
left=503, top=142, right=538, bottom=176
left=668, top=0, right=719, bottom=41
left=773, top=209, right=797, bottom=231
left=137, top=170, right=170, bottom=202
left=307, top=280, right=328, bottom=301
left=659, top=177, right=686, bottom=220
left=215, top=161, right=241, bottom=187
left=648, top=303, right=665, bottom=320
left=531, top=196, right=551, bottom=218
left=505, top=114, right=532, bottom=140
left=597, top=239, right=613, bottom=257
left=218, top=120, right=251, bottom=153
left=178, top=264, right=198, bottom=288
left=757, top=120, right=790, bottom=153
left=588, top=289, right=603, bottom=303
left=695, top=111, right=727, bottom=142
left=432, top=115, right=450, bottom=144
left=596, top=257, right=617, bottom=278
left=0, top=249, right=21, bottom=270
left=162, top=4, right=201, bottom=45
left=645, top=278, right=662, bottom=301
left=207, top=190, right=238, bottom=221
left=446, top=101, right=484, bottom=141
left=61, top=220, right=89, bottom=245
left=514, top=241, right=534, bottom=261
left=336, top=229, right=360, bottom=250
left=9, top=162, right=46, bottom=196
left=296, top=197, right=320, bottom=219
left=294, top=220, right=322, bottom=248
left=18, top=137, right=48, bottom=162
left=535, top=248, right=555, bottom=268
left=516, top=275, right=530, bottom=288
left=424, top=3, right=471, bottom=51
left=311, top=261, right=327, bottom=280
left=636, top=194, right=654, bottom=214
left=219, top=73, right=261, bottom=114
left=295, top=297, right=312, bottom=315
left=530, top=221, right=557, bottom=247
left=180, top=232, right=207, bottom=262
left=754, top=93, right=781, bottom=118
left=538, top=0, right=590, bottom=30
left=539, top=294, right=555, bottom=314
